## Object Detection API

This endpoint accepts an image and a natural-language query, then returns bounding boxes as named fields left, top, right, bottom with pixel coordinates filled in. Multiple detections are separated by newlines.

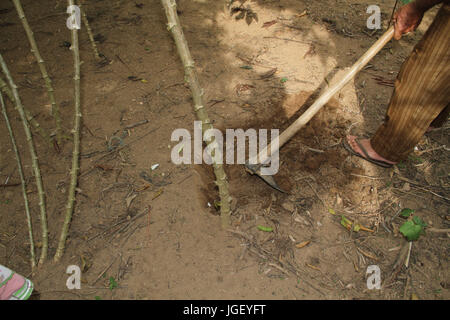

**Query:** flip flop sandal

left=343, top=137, right=394, bottom=168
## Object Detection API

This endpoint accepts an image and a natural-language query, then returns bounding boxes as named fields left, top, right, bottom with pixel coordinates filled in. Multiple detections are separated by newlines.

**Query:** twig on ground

left=416, top=145, right=449, bottom=155
left=350, top=173, right=387, bottom=180
left=227, top=229, right=325, bottom=296
left=305, top=178, right=328, bottom=209
left=91, top=256, right=118, bottom=285
left=356, top=247, right=378, bottom=261
left=427, top=227, right=450, bottom=233
left=0, top=183, right=20, bottom=187
left=268, top=262, right=289, bottom=275
left=263, top=36, right=311, bottom=44
left=124, top=119, right=149, bottom=130
left=383, top=240, right=409, bottom=288
left=405, top=241, right=412, bottom=268
left=88, top=207, right=149, bottom=242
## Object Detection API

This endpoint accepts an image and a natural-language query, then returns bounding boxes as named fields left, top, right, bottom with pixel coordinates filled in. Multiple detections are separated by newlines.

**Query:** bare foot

left=346, top=135, right=397, bottom=165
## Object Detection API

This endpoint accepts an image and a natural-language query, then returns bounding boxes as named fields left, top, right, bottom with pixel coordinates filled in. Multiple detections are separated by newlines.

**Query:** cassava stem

left=54, top=0, right=82, bottom=262
left=76, top=0, right=101, bottom=60
left=0, top=54, right=48, bottom=265
left=12, top=0, right=62, bottom=144
left=161, top=0, right=232, bottom=228
left=0, top=75, right=51, bottom=143
left=0, top=92, right=36, bottom=271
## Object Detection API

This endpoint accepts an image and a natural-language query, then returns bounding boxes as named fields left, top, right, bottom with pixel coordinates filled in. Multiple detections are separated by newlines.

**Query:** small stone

left=336, top=194, right=343, bottom=206
left=282, top=201, right=295, bottom=212
left=294, top=214, right=309, bottom=226
left=402, top=183, right=411, bottom=192
left=230, top=197, right=237, bottom=211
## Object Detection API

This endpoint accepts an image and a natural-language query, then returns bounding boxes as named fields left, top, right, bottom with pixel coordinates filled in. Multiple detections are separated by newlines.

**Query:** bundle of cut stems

left=0, top=92, right=36, bottom=271
left=0, top=54, right=48, bottom=265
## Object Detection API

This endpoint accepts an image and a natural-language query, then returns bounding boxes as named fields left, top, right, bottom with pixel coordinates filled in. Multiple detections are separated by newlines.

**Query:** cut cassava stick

left=0, top=92, right=36, bottom=271
left=0, top=75, right=51, bottom=143
left=161, top=0, right=232, bottom=228
left=76, top=0, right=101, bottom=60
left=54, top=0, right=82, bottom=262
left=12, top=0, right=62, bottom=144
left=0, top=53, right=48, bottom=266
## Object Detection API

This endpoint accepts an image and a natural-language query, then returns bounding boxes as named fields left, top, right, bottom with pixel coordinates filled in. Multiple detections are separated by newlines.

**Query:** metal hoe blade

left=244, top=163, right=287, bottom=193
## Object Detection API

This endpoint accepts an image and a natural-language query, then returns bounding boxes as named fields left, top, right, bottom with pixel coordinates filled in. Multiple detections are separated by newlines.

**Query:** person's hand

left=393, top=2, right=425, bottom=40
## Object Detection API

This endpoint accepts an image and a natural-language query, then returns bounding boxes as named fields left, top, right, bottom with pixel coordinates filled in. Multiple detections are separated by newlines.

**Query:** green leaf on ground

left=109, top=276, right=118, bottom=290
left=397, top=162, right=406, bottom=168
left=257, top=225, right=273, bottom=232
left=340, top=216, right=352, bottom=230
left=280, top=77, right=288, bottom=83
left=413, top=215, right=427, bottom=228
left=240, top=65, right=253, bottom=70
left=399, top=220, right=424, bottom=241
left=408, top=155, right=423, bottom=164
left=400, top=208, right=415, bottom=218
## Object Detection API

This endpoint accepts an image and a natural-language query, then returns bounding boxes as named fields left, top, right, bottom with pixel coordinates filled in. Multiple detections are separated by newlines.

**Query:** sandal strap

left=354, top=138, right=371, bottom=159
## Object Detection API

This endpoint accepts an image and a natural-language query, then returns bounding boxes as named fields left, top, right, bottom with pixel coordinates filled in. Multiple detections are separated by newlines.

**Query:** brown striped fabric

left=371, top=4, right=450, bottom=162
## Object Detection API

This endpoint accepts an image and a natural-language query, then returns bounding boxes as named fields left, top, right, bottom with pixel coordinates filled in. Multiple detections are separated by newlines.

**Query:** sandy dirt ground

left=0, top=0, right=448, bottom=300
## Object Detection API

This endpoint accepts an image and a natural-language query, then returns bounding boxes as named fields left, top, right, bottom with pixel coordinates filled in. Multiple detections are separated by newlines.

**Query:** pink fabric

left=0, top=273, right=25, bottom=300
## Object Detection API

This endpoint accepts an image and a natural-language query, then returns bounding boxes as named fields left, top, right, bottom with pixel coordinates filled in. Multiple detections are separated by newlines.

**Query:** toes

left=346, top=135, right=356, bottom=147
left=347, top=136, right=359, bottom=153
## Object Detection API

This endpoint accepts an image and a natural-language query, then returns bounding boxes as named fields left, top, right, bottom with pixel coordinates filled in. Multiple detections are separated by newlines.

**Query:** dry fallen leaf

left=262, top=20, right=277, bottom=28
left=126, top=194, right=137, bottom=208
left=258, top=68, right=277, bottom=79
left=295, top=10, right=307, bottom=18
left=305, top=263, right=320, bottom=271
left=296, top=240, right=311, bottom=249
